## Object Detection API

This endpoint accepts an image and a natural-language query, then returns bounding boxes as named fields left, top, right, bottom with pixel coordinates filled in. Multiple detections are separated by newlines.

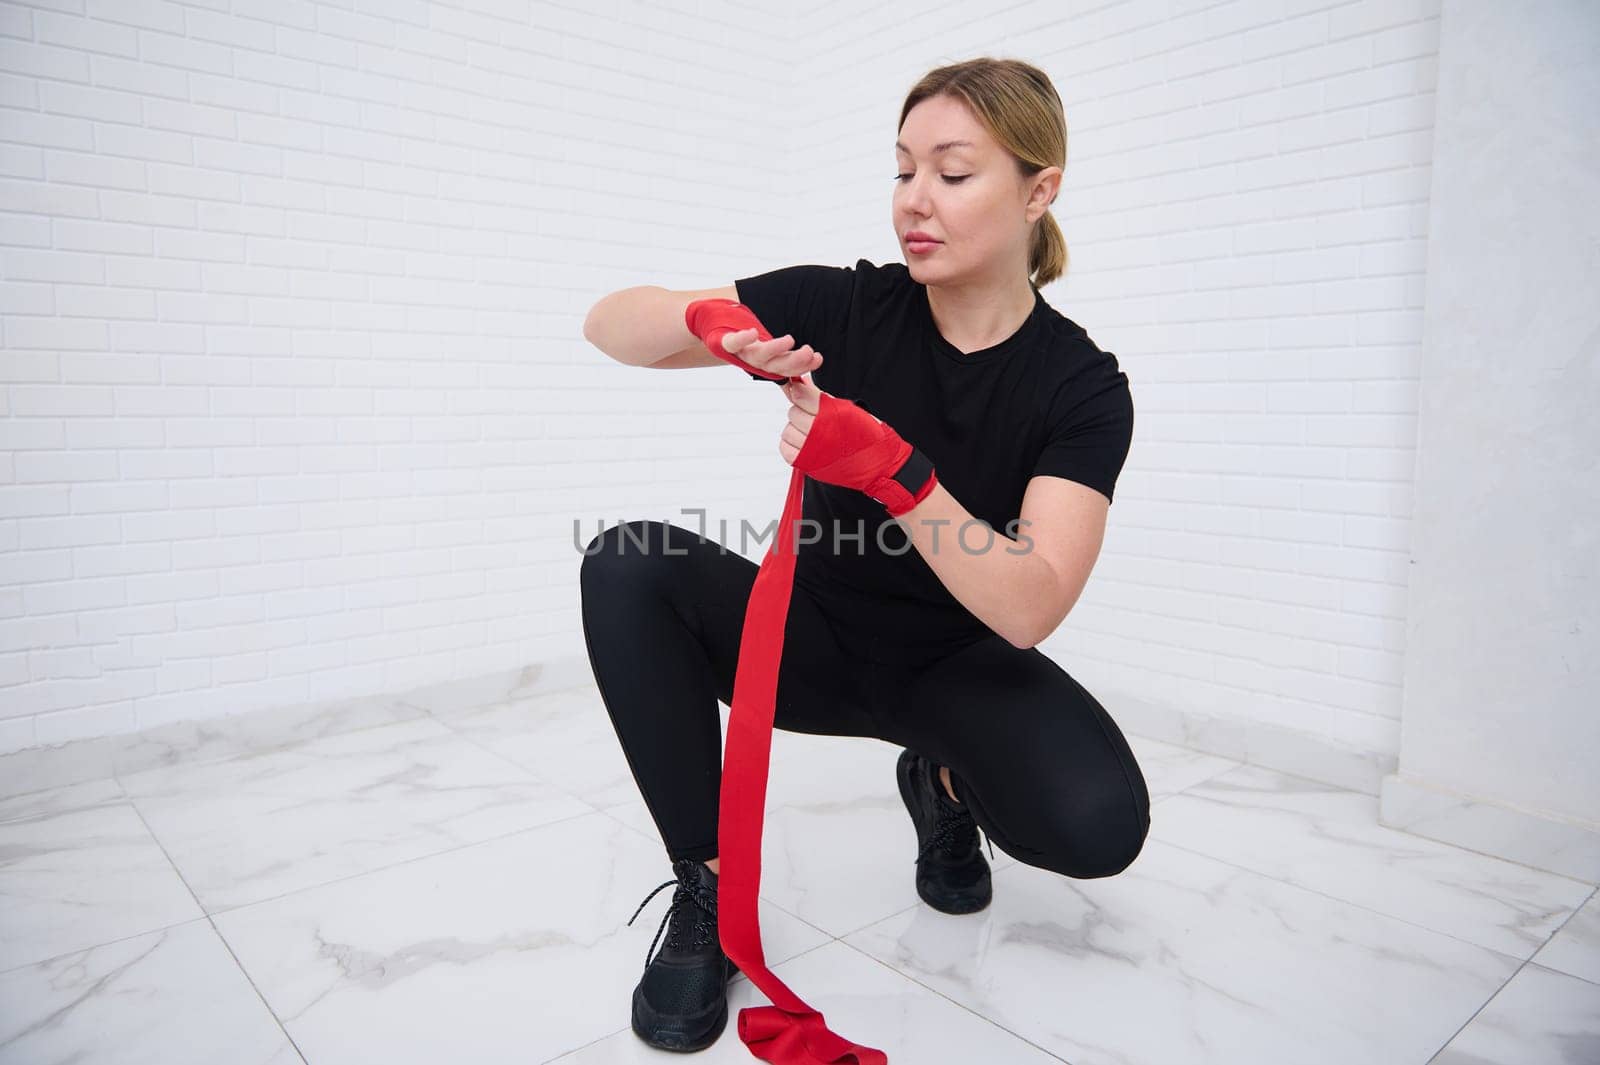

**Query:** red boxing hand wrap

left=792, top=393, right=938, bottom=516
left=684, top=298, right=791, bottom=383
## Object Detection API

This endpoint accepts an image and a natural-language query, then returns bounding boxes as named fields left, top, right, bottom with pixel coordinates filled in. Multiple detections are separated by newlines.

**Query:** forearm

left=582, top=286, right=697, bottom=367
left=892, top=482, right=1057, bottom=649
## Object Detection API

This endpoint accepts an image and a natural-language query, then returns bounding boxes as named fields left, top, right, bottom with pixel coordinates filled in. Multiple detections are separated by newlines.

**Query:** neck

left=924, top=275, right=1037, bottom=355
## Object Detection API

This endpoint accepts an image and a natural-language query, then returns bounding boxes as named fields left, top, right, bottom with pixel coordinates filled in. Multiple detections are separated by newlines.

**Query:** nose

left=897, top=174, right=934, bottom=217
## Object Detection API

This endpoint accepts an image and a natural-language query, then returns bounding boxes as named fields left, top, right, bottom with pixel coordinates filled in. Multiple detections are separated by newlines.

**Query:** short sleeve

left=734, top=263, right=856, bottom=394
left=1030, top=355, right=1134, bottom=504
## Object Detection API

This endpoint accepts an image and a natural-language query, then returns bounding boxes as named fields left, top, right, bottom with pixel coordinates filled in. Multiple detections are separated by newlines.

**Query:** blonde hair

left=898, top=57, right=1069, bottom=288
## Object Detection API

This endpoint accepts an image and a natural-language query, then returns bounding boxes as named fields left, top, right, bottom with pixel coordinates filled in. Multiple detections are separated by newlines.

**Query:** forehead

left=894, top=137, right=978, bottom=156
left=896, top=97, right=987, bottom=156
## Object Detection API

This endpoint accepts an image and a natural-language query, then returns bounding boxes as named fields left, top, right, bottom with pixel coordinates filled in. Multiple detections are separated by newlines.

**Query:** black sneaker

left=896, top=747, right=994, bottom=914
left=625, top=858, right=739, bottom=1052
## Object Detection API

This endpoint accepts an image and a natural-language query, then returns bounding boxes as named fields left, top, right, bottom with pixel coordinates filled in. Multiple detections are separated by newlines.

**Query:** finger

left=780, top=345, right=822, bottom=376
left=760, top=340, right=811, bottom=372
left=783, top=379, right=817, bottom=411
left=742, top=331, right=794, bottom=357
left=783, top=376, right=821, bottom=413
left=719, top=327, right=756, bottom=354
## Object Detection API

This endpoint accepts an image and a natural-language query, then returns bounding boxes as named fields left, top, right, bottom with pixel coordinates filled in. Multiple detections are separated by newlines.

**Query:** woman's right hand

left=719, top=328, right=824, bottom=380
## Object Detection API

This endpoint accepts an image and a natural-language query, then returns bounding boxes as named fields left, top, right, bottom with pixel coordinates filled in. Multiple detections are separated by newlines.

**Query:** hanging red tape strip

left=716, top=464, right=889, bottom=1064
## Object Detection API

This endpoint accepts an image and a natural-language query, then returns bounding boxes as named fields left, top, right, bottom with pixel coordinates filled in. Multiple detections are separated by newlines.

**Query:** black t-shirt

left=734, top=258, right=1134, bottom=663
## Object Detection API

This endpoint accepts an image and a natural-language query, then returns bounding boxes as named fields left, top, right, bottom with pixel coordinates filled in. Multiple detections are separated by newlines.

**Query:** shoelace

left=915, top=802, right=997, bottom=866
left=914, top=763, right=997, bottom=867
left=625, top=859, right=720, bottom=973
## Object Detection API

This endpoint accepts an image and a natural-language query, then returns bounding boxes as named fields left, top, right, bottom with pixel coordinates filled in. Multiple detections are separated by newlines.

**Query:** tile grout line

left=1152, top=768, right=1600, bottom=959
left=1147, top=831, right=1580, bottom=970
left=4, top=720, right=863, bottom=981
left=1167, top=753, right=1598, bottom=886
left=1422, top=882, right=1600, bottom=1064
left=120, top=780, right=313, bottom=1065
left=0, top=797, right=608, bottom=980
left=828, top=877, right=1075, bottom=1061
left=830, top=946, right=1073, bottom=1064
left=1269, top=774, right=1599, bottom=882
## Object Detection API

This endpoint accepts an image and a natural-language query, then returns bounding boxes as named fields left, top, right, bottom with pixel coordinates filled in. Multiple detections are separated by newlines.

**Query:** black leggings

left=579, top=519, right=1151, bottom=880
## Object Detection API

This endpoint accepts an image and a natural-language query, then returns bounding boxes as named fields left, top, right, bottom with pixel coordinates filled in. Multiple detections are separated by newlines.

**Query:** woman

left=580, top=57, right=1150, bottom=1055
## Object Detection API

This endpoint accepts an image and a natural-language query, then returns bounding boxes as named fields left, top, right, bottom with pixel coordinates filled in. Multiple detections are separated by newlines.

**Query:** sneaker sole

left=628, top=954, right=738, bottom=1053
left=631, top=980, right=729, bottom=1053
left=896, top=751, right=993, bottom=916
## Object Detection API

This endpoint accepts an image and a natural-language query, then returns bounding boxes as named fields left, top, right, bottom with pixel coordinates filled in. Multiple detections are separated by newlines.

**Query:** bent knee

left=579, top=519, right=668, bottom=587
left=1026, top=800, right=1150, bottom=880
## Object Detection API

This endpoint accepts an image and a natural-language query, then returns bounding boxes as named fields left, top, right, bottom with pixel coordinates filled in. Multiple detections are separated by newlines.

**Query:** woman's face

left=892, top=95, right=1054, bottom=286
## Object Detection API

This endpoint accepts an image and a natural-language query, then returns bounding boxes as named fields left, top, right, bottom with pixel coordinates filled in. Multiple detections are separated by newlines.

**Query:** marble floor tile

left=1530, top=889, right=1600, bottom=984
left=210, top=811, right=830, bottom=1065
left=427, top=685, right=663, bottom=812
left=0, top=918, right=303, bottom=1065
left=110, top=693, right=431, bottom=781
left=547, top=938, right=1068, bottom=1063
left=0, top=777, right=125, bottom=825
left=0, top=782, right=203, bottom=973
left=1147, top=763, right=1594, bottom=958
left=1430, top=963, right=1600, bottom=1064
left=117, top=715, right=593, bottom=913
left=844, top=841, right=1523, bottom=1065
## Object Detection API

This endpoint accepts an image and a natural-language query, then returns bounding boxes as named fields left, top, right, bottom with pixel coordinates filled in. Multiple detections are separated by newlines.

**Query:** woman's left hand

left=777, top=374, right=940, bottom=516
left=777, top=373, right=823, bottom=464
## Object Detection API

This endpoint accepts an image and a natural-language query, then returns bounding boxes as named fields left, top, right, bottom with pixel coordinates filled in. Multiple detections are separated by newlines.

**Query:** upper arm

left=646, top=283, right=742, bottom=370
left=1030, top=356, right=1134, bottom=505
left=1017, top=475, right=1110, bottom=644
left=1019, top=352, right=1134, bottom=643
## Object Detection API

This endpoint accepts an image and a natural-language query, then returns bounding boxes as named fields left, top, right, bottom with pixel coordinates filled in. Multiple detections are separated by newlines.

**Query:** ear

left=1029, top=166, right=1062, bottom=221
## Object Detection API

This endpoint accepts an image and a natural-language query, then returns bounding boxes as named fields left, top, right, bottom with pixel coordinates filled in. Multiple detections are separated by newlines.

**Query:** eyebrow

left=894, top=139, right=976, bottom=155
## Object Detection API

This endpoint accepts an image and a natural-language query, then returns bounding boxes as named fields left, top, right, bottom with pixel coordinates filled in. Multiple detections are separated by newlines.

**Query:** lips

left=905, top=231, right=940, bottom=243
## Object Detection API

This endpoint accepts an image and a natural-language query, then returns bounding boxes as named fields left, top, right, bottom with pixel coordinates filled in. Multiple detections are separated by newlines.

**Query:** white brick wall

left=1, top=0, right=801, bottom=752
left=2, top=0, right=1440, bottom=761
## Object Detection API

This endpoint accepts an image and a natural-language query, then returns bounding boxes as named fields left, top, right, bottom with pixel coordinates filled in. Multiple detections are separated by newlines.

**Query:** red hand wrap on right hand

left=684, top=298, right=791, bottom=382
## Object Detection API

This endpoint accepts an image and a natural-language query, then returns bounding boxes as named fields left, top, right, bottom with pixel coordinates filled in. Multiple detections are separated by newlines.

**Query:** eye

left=892, top=174, right=971, bottom=184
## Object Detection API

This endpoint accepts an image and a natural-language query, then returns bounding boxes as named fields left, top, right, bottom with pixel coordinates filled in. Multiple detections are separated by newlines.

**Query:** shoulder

left=1040, top=309, right=1129, bottom=386
left=734, top=257, right=898, bottom=308
left=1031, top=309, right=1134, bottom=421
left=807, top=257, right=901, bottom=299
left=852, top=257, right=899, bottom=283
left=853, top=258, right=914, bottom=301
